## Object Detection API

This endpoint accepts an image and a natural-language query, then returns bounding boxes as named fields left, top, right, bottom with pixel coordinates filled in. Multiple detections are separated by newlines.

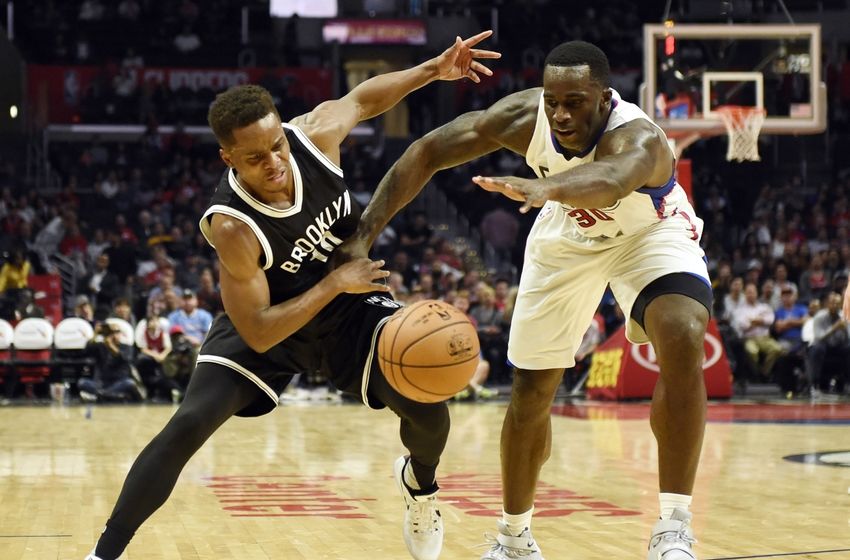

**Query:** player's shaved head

left=544, top=41, right=610, bottom=88
left=208, top=84, right=280, bottom=147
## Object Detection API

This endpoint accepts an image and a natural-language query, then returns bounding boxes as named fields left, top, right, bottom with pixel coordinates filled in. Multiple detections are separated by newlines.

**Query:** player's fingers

left=470, top=49, right=501, bottom=59
left=463, top=30, right=493, bottom=46
left=470, top=61, right=493, bottom=76
left=466, top=70, right=481, bottom=83
left=371, top=259, right=386, bottom=269
left=519, top=200, right=534, bottom=214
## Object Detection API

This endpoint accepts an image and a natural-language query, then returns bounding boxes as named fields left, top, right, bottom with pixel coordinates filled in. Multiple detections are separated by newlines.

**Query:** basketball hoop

left=716, top=105, right=767, bottom=162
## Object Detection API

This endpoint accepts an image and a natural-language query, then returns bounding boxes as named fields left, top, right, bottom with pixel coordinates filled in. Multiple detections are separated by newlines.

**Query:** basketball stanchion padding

left=378, top=299, right=480, bottom=403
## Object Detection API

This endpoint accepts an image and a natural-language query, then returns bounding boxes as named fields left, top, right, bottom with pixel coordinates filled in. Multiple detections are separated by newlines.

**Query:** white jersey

left=524, top=89, right=695, bottom=239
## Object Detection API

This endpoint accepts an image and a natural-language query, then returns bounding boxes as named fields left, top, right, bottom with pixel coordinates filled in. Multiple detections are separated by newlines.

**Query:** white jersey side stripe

left=197, top=354, right=279, bottom=405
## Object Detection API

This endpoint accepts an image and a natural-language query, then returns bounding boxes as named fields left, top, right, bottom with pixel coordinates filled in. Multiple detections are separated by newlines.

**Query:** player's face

left=220, top=112, right=293, bottom=197
left=542, top=65, right=612, bottom=153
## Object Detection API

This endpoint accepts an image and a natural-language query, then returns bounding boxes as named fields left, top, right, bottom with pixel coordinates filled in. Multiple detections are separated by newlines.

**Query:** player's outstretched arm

left=292, top=31, right=500, bottom=163
left=210, top=215, right=389, bottom=353
left=332, top=88, right=539, bottom=264
left=473, top=118, right=672, bottom=213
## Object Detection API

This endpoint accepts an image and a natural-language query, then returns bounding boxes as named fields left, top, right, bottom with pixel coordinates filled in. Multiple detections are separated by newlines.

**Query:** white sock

left=403, top=460, right=421, bottom=490
left=502, top=507, right=534, bottom=536
left=659, top=492, right=692, bottom=520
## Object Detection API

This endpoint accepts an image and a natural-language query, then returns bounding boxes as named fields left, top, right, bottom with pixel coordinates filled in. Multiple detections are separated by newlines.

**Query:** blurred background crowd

left=1, top=0, right=850, bottom=404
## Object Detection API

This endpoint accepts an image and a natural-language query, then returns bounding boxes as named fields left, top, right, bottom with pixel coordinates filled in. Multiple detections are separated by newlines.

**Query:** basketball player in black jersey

left=84, top=31, right=500, bottom=560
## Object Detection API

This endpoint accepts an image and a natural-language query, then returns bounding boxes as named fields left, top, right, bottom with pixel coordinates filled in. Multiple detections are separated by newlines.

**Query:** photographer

left=79, top=322, right=145, bottom=402
left=161, top=325, right=195, bottom=401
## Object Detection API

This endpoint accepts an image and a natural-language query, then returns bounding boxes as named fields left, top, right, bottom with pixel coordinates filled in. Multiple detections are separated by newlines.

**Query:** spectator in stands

left=772, top=285, right=809, bottom=394
left=134, top=311, right=180, bottom=402
left=493, top=278, right=511, bottom=312
left=146, top=267, right=181, bottom=315
left=800, top=253, right=831, bottom=304
left=744, top=259, right=763, bottom=287
left=59, top=223, right=88, bottom=258
left=771, top=263, right=797, bottom=307
left=471, top=284, right=508, bottom=381
left=195, top=267, right=222, bottom=316
left=0, top=249, right=30, bottom=293
left=722, top=277, right=745, bottom=324
left=399, top=211, right=433, bottom=260
left=452, top=292, right=497, bottom=401
left=807, top=291, right=850, bottom=397
left=162, top=325, right=195, bottom=400
left=110, top=297, right=137, bottom=328
left=80, top=253, right=121, bottom=312
left=74, top=295, right=96, bottom=326
left=733, top=283, right=784, bottom=380
left=166, top=289, right=212, bottom=349
left=391, top=249, right=416, bottom=289
left=387, top=271, right=408, bottom=301
left=79, top=322, right=144, bottom=403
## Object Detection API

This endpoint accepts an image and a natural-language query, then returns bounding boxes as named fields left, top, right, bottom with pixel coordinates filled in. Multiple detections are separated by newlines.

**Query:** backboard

left=640, top=23, right=825, bottom=137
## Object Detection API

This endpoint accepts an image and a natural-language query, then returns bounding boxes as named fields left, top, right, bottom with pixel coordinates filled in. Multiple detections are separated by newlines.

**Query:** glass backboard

left=641, top=23, right=825, bottom=136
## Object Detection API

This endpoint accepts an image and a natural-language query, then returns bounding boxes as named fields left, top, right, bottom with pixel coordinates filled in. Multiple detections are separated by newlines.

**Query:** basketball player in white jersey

left=338, top=41, right=711, bottom=560
left=83, top=32, right=500, bottom=560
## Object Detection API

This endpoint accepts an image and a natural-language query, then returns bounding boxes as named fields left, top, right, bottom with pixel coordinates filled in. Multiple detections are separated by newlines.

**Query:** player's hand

left=329, top=236, right=370, bottom=270
left=472, top=175, right=549, bottom=213
left=329, top=258, right=390, bottom=294
left=434, top=30, right=501, bottom=83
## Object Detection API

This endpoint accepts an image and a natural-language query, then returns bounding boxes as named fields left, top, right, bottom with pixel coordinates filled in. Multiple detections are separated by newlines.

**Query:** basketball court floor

left=1, top=399, right=849, bottom=559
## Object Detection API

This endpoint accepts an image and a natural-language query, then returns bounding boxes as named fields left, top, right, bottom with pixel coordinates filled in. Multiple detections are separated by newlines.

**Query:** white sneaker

left=646, top=508, right=698, bottom=560
left=84, top=551, right=104, bottom=560
left=480, top=520, right=544, bottom=559
left=393, top=456, right=443, bottom=560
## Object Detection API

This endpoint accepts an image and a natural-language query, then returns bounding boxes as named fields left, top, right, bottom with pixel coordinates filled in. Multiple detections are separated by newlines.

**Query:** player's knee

left=164, top=408, right=215, bottom=449
left=509, top=370, right=561, bottom=422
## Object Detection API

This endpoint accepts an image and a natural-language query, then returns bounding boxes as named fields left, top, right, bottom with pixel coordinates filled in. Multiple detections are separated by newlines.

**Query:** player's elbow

left=593, top=177, right=627, bottom=208
left=409, top=136, right=440, bottom=173
left=241, top=328, right=273, bottom=354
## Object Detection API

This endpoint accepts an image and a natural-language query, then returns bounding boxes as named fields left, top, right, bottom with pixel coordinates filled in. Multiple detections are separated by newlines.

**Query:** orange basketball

left=378, top=299, right=480, bottom=403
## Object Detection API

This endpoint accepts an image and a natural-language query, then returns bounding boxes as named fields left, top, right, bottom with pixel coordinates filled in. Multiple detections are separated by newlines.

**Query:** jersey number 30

left=568, top=208, right=613, bottom=228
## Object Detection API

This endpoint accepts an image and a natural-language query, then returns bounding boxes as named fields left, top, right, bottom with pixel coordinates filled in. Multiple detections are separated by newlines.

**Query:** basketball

left=377, top=299, right=480, bottom=403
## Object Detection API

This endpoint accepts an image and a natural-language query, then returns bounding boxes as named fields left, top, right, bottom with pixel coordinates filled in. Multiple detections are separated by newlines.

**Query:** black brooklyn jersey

left=198, top=122, right=377, bottom=381
left=200, top=122, right=361, bottom=305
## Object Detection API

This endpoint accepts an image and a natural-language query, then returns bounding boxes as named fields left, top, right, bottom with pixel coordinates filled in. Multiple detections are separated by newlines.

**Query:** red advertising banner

left=27, top=65, right=332, bottom=124
left=322, top=19, right=426, bottom=45
left=586, top=318, right=732, bottom=400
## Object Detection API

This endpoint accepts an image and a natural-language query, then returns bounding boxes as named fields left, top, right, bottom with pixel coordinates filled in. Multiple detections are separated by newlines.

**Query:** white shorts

left=507, top=201, right=710, bottom=370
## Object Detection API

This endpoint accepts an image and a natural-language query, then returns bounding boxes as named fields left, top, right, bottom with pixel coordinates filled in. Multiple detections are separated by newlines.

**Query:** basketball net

left=716, top=105, right=767, bottom=162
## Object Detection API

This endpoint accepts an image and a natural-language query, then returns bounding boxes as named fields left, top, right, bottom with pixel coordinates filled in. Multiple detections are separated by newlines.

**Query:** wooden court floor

left=1, top=399, right=850, bottom=560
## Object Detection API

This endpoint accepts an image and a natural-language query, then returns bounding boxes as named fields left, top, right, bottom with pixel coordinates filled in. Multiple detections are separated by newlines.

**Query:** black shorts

left=197, top=293, right=403, bottom=417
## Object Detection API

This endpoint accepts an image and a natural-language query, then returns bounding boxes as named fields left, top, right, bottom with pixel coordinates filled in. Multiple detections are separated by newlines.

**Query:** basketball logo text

left=446, top=332, right=475, bottom=360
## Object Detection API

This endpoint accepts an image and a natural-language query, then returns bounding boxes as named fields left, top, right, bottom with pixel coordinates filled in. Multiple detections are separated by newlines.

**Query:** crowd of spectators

left=4, top=1, right=850, bottom=401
